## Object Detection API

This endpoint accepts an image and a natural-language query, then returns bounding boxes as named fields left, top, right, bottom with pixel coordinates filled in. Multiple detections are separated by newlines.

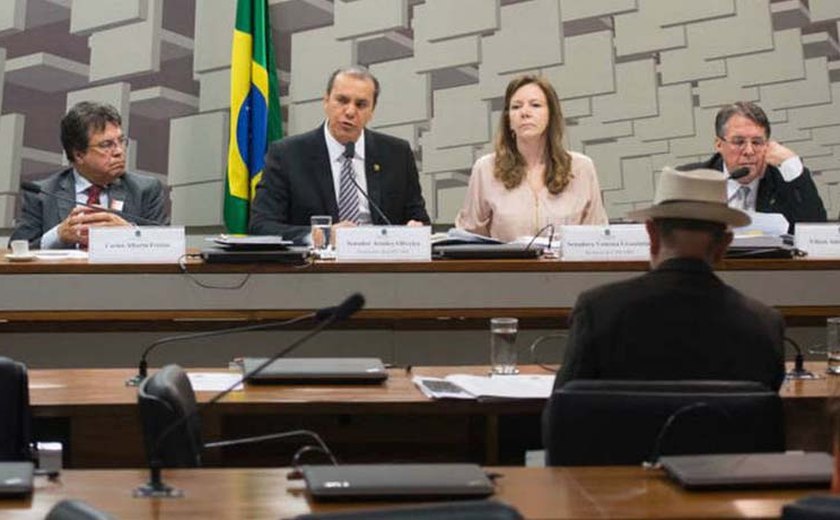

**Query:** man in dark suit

left=551, top=167, right=785, bottom=392
left=249, top=66, right=429, bottom=242
left=10, top=101, right=167, bottom=249
left=680, top=101, right=825, bottom=233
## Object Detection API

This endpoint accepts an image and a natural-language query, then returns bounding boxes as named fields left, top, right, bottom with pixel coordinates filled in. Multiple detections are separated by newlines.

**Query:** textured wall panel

left=416, top=0, right=498, bottom=42
left=170, top=182, right=222, bottom=227
left=193, top=0, right=235, bottom=73
left=369, top=57, right=429, bottom=126
left=70, top=0, right=147, bottom=35
left=592, top=59, right=657, bottom=122
left=87, top=0, right=162, bottom=81
left=333, top=0, right=406, bottom=40
left=0, top=0, right=25, bottom=36
left=167, top=112, right=227, bottom=186
left=289, top=25, right=354, bottom=103
left=430, top=85, right=490, bottom=149
left=543, top=31, right=615, bottom=101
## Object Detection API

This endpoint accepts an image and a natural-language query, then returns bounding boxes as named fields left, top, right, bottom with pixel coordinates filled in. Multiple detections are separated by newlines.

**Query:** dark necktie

left=86, top=185, right=102, bottom=206
left=338, top=143, right=360, bottom=223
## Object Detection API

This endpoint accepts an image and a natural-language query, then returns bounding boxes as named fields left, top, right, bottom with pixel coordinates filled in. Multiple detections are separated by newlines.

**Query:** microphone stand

left=785, top=336, right=816, bottom=380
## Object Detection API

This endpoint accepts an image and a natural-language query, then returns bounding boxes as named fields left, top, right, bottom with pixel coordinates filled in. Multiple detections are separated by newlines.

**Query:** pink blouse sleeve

left=455, top=155, right=493, bottom=236
left=577, top=155, right=609, bottom=225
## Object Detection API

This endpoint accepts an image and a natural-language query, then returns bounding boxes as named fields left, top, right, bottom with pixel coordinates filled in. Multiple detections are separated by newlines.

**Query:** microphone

left=137, top=293, right=365, bottom=496
left=342, top=143, right=393, bottom=226
left=784, top=336, right=815, bottom=380
left=728, top=167, right=750, bottom=180
left=21, top=181, right=164, bottom=226
left=126, top=299, right=359, bottom=386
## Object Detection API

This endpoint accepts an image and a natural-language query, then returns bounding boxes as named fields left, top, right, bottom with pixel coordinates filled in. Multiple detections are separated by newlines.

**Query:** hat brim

left=626, top=201, right=751, bottom=228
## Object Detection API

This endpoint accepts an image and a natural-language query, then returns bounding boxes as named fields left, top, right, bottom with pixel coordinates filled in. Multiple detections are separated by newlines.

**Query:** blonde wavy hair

left=493, top=75, right=572, bottom=195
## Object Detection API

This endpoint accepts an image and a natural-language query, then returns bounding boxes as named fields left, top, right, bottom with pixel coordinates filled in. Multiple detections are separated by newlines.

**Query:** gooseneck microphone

left=125, top=305, right=342, bottom=386
left=784, top=336, right=815, bottom=380
left=728, top=167, right=750, bottom=181
left=21, top=181, right=163, bottom=226
left=343, top=143, right=393, bottom=225
left=136, top=293, right=365, bottom=497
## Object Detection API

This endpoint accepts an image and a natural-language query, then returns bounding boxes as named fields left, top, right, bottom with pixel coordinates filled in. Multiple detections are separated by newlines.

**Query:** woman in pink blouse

left=456, top=75, right=608, bottom=242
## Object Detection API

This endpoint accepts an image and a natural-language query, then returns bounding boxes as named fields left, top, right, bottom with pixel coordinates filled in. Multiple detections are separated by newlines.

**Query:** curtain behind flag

left=224, top=0, right=282, bottom=233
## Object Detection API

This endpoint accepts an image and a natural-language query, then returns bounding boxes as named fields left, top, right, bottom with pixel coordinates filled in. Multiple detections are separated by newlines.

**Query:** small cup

left=828, top=317, right=840, bottom=375
left=490, top=317, right=519, bottom=375
left=10, top=240, right=29, bottom=256
left=310, top=215, right=332, bottom=253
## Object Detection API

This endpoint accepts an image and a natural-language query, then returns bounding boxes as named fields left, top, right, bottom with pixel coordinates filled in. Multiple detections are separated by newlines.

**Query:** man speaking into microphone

left=10, top=101, right=168, bottom=249
left=249, top=66, right=430, bottom=243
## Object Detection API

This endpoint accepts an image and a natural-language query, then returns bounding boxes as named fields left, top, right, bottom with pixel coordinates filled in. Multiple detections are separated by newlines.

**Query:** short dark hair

left=654, top=217, right=727, bottom=243
left=714, top=101, right=770, bottom=139
left=61, top=101, right=122, bottom=163
left=325, top=66, right=380, bottom=107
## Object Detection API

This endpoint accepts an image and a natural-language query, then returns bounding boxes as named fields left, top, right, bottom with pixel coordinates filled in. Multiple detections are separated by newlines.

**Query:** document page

left=414, top=375, right=554, bottom=400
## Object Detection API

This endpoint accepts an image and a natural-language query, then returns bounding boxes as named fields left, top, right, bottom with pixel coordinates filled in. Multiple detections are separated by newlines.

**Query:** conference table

left=0, top=465, right=828, bottom=519
left=2, top=256, right=839, bottom=328
left=28, top=363, right=839, bottom=469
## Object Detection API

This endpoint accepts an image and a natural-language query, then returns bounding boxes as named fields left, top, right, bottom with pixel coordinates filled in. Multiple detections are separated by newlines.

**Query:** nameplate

left=335, top=226, right=431, bottom=262
left=88, top=227, right=186, bottom=263
left=561, top=224, right=649, bottom=261
left=794, top=224, right=840, bottom=258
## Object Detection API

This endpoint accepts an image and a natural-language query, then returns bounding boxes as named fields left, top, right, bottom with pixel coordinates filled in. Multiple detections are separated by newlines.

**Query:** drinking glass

left=310, top=215, right=332, bottom=254
left=490, top=317, right=519, bottom=375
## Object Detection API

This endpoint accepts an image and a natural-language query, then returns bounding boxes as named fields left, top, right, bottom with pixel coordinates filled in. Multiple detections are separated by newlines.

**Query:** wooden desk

left=1, top=257, right=839, bottom=328
left=0, top=466, right=825, bottom=519
left=29, top=364, right=838, bottom=469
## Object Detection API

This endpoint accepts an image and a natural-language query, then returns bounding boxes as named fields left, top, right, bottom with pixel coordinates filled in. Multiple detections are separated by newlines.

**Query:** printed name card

left=561, top=224, right=649, bottom=261
left=335, top=226, right=431, bottom=262
left=88, top=227, right=186, bottom=263
left=794, top=224, right=840, bottom=258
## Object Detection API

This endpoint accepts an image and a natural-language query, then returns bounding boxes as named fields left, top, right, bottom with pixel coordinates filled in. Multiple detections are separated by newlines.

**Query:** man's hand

left=765, top=140, right=797, bottom=167
left=57, top=206, right=130, bottom=247
left=330, top=220, right=357, bottom=246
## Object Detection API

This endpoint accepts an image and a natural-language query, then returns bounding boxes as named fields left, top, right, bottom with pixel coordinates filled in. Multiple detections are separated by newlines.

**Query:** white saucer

left=5, top=253, right=36, bottom=262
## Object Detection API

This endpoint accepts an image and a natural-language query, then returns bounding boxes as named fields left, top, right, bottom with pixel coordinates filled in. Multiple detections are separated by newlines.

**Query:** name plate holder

left=335, top=226, right=431, bottom=262
left=561, top=224, right=649, bottom=261
left=89, top=226, right=186, bottom=263
left=794, top=224, right=840, bottom=258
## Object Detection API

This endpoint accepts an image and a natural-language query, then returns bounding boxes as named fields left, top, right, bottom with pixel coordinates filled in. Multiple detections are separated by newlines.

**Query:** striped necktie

left=738, top=185, right=751, bottom=210
left=338, top=143, right=360, bottom=223
left=86, top=185, right=102, bottom=206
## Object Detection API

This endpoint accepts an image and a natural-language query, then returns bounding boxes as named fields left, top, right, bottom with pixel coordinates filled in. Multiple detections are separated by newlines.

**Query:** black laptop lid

left=660, top=452, right=833, bottom=490
left=243, top=357, right=388, bottom=384
left=302, top=464, right=495, bottom=501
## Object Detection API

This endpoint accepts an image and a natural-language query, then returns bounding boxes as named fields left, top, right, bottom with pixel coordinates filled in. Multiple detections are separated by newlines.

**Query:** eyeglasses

left=719, top=136, right=767, bottom=150
left=89, top=136, right=129, bottom=153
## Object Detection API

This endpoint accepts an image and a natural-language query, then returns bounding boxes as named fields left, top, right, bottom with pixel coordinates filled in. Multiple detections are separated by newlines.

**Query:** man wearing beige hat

left=550, top=167, right=785, bottom=392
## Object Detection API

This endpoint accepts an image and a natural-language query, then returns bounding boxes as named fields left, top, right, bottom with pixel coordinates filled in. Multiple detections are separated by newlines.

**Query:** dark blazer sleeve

left=398, top=141, right=430, bottom=224
left=248, top=139, right=312, bottom=242
left=135, top=175, right=169, bottom=225
left=758, top=165, right=826, bottom=229
left=9, top=188, right=48, bottom=248
left=552, top=295, right=599, bottom=391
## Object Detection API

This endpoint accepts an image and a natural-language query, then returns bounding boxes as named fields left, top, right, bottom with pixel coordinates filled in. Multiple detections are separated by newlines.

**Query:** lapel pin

left=373, top=163, right=381, bottom=172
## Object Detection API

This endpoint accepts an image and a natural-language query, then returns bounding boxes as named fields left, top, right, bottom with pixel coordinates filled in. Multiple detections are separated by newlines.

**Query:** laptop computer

left=433, top=243, right=543, bottom=260
left=302, top=463, right=495, bottom=501
left=660, top=452, right=833, bottom=490
left=0, top=462, right=34, bottom=498
left=243, top=357, right=389, bottom=384
left=201, top=247, right=309, bottom=264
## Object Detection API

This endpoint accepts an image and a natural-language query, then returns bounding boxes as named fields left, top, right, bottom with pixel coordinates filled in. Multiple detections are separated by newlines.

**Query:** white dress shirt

left=323, top=122, right=371, bottom=224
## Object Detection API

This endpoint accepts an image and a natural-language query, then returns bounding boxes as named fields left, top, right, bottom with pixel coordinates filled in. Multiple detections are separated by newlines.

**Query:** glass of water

left=828, top=317, right=840, bottom=375
left=490, top=317, right=519, bottom=375
left=310, top=215, right=332, bottom=254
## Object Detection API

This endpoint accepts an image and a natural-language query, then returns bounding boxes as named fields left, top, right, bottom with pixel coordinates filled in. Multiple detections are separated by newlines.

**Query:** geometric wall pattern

left=0, top=0, right=838, bottom=229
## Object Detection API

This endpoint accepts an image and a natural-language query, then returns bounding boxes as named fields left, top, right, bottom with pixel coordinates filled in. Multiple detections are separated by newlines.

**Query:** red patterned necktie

left=86, top=185, right=102, bottom=206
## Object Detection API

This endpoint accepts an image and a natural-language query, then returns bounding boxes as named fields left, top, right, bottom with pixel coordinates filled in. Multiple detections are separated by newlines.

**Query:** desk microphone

left=784, top=336, right=815, bottom=380
left=343, top=143, right=393, bottom=226
left=728, top=167, right=750, bottom=181
left=136, top=293, right=365, bottom=497
left=126, top=302, right=349, bottom=386
left=21, top=181, right=164, bottom=226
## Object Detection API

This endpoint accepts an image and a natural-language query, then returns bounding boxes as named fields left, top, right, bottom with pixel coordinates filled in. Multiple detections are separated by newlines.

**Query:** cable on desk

left=528, top=332, right=566, bottom=372
left=177, top=253, right=253, bottom=290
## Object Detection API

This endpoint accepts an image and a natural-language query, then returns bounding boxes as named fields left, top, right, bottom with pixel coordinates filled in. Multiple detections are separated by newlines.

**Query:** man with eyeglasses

left=679, top=101, right=826, bottom=233
left=10, top=101, right=168, bottom=249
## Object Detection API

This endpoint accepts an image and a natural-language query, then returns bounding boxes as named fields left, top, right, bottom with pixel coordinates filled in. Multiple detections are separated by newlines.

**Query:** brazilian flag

left=224, top=0, right=282, bottom=233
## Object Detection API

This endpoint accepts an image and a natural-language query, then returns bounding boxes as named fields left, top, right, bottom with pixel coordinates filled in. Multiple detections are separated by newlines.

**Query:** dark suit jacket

left=680, top=154, right=826, bottom=233
left=10, top=168, right=168, bottom=249
left=249, top=125, right=430, bottom=242
left=552, top=257, right=785, bottom=392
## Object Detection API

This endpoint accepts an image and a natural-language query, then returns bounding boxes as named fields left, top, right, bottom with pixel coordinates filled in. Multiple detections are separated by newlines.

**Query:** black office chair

left=543, top=380, right=785, bottom=466
left=45, top=499, right=116, bottom=520
left=294, top=501, right=523, bottom=520
left=0, top=356, right=32, bottom=462
left=782, top=495, right=840, bottom=519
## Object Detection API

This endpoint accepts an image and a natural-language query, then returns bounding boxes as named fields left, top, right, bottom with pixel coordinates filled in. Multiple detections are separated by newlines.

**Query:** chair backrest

left=45, top=499, right=116, bottom=520
left=782, top=495, right=840, bottom=519
left=0, top=356, right=32, bottom=462
left=543, top=380, right=785, bottom=466
left=137, top=364, right=202, bottom=468
left=294, top=501, right=523, bottom=520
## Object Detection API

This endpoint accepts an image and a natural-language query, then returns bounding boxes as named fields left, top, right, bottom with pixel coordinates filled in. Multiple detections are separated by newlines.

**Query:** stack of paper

left=413, top=374, right=555, bottom=400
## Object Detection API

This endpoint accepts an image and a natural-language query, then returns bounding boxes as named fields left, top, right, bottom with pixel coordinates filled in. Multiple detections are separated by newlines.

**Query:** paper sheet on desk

left=414, top=374, right=554, bottom=400
left=187, top=372, right=243, bottom=392
left=735, top=212, right=789, bottom=236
